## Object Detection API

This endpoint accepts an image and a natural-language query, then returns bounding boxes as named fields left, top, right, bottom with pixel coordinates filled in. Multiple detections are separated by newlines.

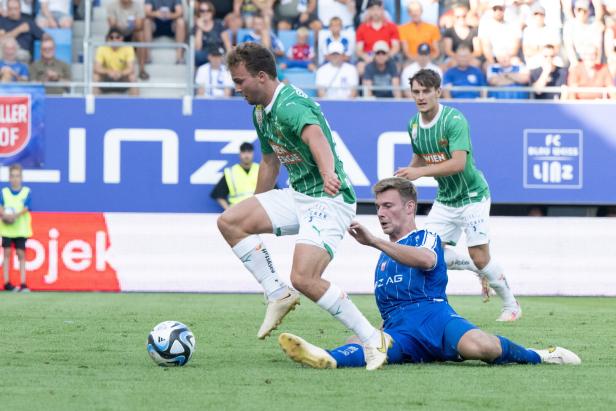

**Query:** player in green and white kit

left=218, top=43, right=390, bottom=370
left=395, top=69, right=521, bottom=322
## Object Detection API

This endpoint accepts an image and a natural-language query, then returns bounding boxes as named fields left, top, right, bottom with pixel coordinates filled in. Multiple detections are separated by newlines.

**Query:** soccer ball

left=147, top=321, right=195, bottom=367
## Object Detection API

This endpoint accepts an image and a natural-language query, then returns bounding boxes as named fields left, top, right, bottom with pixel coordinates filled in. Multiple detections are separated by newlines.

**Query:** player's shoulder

left=441, top=106, right=468, bottom=126
left=276, top=85, right=318, bottom=118
left=405, top=229, right=441, bottom=248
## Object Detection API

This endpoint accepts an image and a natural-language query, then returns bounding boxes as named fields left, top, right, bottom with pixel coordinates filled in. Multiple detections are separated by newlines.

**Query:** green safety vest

left=224, top=163, right=259, bottom=205
left=0, top=186, right=32, bottom=238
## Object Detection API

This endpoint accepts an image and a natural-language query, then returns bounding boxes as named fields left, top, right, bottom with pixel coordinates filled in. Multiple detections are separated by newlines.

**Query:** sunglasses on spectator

left=375, top=51, right=387, bottom=55
left=200, top=8, right=212, bottom=13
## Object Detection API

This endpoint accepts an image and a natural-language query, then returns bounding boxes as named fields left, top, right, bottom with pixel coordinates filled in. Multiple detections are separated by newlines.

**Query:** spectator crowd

left=1, top=0, right=616, bottom=99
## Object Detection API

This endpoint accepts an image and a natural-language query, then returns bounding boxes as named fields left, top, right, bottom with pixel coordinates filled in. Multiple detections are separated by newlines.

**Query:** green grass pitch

left=1, top=293, right=615, bottom=411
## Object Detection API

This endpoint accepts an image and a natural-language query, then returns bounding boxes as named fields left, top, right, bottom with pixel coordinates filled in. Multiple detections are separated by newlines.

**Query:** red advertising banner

left=2, top=212, right=119, bottom=291
left=0, top=94, right=31, bottom=157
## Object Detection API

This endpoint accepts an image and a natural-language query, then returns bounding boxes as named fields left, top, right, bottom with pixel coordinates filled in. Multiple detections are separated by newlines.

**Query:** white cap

left=489, top=0, right=505, bottom=7
left=373, top=40, right=390, bottom=54
left=327, top=41, right=345, bottom=55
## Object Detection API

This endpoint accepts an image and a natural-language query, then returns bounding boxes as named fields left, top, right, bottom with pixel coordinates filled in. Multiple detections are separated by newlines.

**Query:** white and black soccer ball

left=147, top=321, right=195, bottom=367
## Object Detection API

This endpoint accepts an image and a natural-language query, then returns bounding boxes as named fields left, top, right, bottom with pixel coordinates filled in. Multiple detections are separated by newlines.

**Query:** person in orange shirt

left=567, top=46, right=615, bottom=100
left=398, top=1, right=440, bottom=63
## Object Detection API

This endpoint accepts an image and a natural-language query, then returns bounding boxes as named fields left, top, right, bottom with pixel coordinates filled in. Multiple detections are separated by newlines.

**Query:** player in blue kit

left=278, top=177, right=581, bottom=369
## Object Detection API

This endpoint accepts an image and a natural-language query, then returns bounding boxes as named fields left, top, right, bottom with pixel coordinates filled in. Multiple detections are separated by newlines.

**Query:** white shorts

left=425, top=198, right=491, bottom=247
left=255, top=188, right=356, bottom=258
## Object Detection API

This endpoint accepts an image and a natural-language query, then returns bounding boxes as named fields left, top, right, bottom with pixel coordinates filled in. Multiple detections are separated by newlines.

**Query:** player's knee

left=469, top=251, right=489, bottom=270
left=289, top=272, right=313, bottom=294
left=217, top=211, right=236, bottom=235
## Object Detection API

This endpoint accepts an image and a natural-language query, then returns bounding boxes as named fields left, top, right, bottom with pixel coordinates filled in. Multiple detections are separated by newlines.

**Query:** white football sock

left=479, top=259, right=517, bottom=308
left=444, top=248, right=479, bottom=272
left=316, top=283, right=380, bottom=346
left=232, top=235, right=287, bottom=300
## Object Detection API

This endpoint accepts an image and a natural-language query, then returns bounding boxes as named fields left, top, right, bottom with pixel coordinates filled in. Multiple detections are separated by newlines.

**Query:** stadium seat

left=283, top=68, right=317, bottom=97
left=33, top=28, right=73, bottom=64
left=236, top=28, right=252, bottom=44
left=383, top=0, right=397, bottom=23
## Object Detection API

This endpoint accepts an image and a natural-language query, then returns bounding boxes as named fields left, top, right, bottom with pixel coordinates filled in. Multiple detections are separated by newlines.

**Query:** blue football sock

left=492, top=336, right=541, bottom=365
left=327, top=344, right=365, bottom=368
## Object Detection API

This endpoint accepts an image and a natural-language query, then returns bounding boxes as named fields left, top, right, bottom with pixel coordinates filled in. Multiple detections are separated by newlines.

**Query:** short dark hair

left=454, top=43, right=472, bottom=53
left=409, top=68, right=441, bottom=90
left=373, top=177, right=417, bottom=204
left=239, top=142, right=254, bottom=152
left=226, top=42, right=277, bottom=80
left=106, top=27, right=124, bottom=40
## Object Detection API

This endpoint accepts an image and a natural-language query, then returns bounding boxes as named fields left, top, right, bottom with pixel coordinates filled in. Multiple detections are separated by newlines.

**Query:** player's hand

left=394, top=166, right=424, bottom=181
left=321, top=171, right=341, bottom=196
left=348, top=221, right=376, bottom=247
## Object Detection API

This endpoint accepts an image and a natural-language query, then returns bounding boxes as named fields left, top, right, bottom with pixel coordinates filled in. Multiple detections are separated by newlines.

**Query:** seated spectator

left=240, top=14, right=284, bottom=58
left=194, top=1, right=224, bottom=68
left=0, top=0, right=44, bottom=62
left=530, top=38, right=568, bottom=100
left=144, top=0, right=186, bottom=64
left=0, top=37, right=27, bottom=82
left=93, top=28, right=138, bottom=95
left=355, top=0, right=400, bottom=75
left=478, top=0, right=522, bottom=66
left=442, top=4, right=482, bottom=68
left=400, top=43, right=442, bottom=97
left=442, top=43, right=487, bottom=99
left=318, top=0, right=355, bottom=29
left=1, top=0, right=34, bottom=18
left=504, top=0, right=531, bottom=31
left=567, top=46, right=615, bottom=99
left=36, top=0, right=72, bottom=29
left=315, top=41, right=359, bottom=99
left=563, top=0, right=603, bottom=67
left=29, top=35, right=70, bottom=94
left=363, top=40, right=400, bottom=98
left=401, top=0, right=440, bottom=26
left=317, top=16, right=353, bottom=65
left=522, top=4, right=561, bottom=70
left=234, top=0, right=274, bottom=28
left=280, top=27, right=315, bottom=71
left=487, top=51, right=530, bottom=99
left=221, top=13, right=243, bottom=51
left=398, top=1, right=440, bottom=62
left=107, top=0, right=148, bottom=80
left=274, top=0, right=321, bottom=31
left=195, top=45, right=233, bottom=97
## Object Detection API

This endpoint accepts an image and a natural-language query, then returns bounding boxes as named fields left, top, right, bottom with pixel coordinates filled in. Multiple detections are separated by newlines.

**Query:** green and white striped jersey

left=408, top=104, right=489, bottom=207
left=253, top=84, right=356, bottom=204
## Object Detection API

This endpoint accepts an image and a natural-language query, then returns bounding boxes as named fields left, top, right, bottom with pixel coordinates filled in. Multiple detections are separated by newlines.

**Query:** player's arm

left=348, top=221, right=435, bottom=270
left=254, top=152, right=280, bottom=194
left=396, top=150, right=467, bottom=181
left=301, top=124, right=341, bottom=196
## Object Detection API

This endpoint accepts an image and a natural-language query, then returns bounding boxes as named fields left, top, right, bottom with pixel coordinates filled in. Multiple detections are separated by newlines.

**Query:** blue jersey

left=374, top=229, right=447, bottom=321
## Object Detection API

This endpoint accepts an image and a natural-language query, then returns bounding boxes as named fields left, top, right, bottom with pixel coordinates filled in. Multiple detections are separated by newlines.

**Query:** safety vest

left=0, top=186, right=32, bottom=238
left=224, top=163, right=259, bottom=205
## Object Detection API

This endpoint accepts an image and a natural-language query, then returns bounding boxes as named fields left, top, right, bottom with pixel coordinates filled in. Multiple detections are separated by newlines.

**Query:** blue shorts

left=383, top=301, right=477, bottom=364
